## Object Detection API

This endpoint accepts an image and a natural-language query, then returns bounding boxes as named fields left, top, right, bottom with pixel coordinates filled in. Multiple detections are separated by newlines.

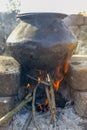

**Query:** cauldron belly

left=8, top=43, right=75, bottom=71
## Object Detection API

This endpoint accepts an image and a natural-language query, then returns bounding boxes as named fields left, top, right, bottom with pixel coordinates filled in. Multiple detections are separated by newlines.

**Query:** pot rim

left=17, top=12, right=67, bottom=19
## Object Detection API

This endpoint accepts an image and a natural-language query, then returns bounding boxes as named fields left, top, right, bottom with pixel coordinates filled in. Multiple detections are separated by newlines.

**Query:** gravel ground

left=8, top=103, right=87, bottom=130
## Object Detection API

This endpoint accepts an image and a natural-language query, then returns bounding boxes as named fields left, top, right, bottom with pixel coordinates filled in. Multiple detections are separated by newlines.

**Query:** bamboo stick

left=0, top=96, right=32, bottom=125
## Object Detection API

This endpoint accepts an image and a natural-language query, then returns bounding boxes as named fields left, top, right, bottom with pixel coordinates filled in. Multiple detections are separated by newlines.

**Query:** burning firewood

left=0, top=62, right=69, bottom=129
left=27, top=73, right=57, bottom=128
left=46, top=74, right=56, bottom=127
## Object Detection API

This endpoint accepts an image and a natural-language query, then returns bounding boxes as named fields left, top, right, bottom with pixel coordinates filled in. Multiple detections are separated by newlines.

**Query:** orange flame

left=53, top=76, right=63, bottom=91
left=64, top=55, right=70, bottom=74
left=38, top=77, right=41, bottom=83
left=53, top=55, right=70, bottom=91
left=53, top=66, right=63, bottom=91
left=26, top=83, right=31, bottom=89
left=45, top=99, right=49, bottom=105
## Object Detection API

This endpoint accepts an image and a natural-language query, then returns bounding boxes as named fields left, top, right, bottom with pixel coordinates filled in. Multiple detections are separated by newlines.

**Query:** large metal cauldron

left=7, top=13, right=77, bottom=71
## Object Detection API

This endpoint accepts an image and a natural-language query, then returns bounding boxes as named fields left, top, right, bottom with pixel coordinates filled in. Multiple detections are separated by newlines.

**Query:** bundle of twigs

left=27, top=74, right=57, bottom=130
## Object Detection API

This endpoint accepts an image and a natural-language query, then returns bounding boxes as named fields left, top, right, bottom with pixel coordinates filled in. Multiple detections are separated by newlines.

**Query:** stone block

left=71, top=55, right=87, bottom=62
left=67, top=60, right=87, bottom=91
left=84, top=16, right=87, bottom=25
left=80, top=25, right=87, bottom=32
left=0, top=97, right=14, bottom=126
left=64, top=14, right=84, bottom=26
left=0, top=56, right=20, bottom=96
left=71, top=89, right=87, bottom=117
left=69, top=26, right=79, bottom=35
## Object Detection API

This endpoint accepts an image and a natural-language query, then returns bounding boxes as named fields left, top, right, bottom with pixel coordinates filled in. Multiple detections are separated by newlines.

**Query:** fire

left=45, top=99, right=49, bottom=105
left=38, top=77, right=41, bottom=83
left=53, top=55, right=70, bottom=91
left=26, top=83, right=31, bottom=89
left=64, top=55, right=70, bottom=74
left=53, top=66, right=64, bottom=91
left=53, top=76, right=63, bottom=91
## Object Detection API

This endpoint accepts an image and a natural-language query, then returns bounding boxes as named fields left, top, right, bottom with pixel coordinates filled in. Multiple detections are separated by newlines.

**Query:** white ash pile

left=8, top=103, right=87, bottom=130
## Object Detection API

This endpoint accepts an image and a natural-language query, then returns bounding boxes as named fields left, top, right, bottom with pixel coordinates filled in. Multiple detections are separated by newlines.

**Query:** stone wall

left=63, top=15, right=87, bottom=117
left=64, top=14, right=87, bottom=55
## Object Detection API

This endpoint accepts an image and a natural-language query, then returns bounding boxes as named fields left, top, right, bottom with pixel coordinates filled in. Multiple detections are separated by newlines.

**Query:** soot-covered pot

left=6, top=13, right=77, bottom=71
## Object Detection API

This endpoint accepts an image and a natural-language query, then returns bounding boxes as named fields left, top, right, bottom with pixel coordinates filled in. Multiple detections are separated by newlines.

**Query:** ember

left=37, top=77, right=41, bottom=83
left=26, top=83, right=31, bottom=89
left=45, top=99, right=49, bottom=105
left=38, top=104, right=43, bottom=111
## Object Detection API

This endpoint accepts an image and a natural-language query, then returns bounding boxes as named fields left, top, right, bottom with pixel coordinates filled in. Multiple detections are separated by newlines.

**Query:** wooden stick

left=28, top=74, right=56, bottom=127
left=22, top=112, right=32, bottom=130
left=32, top=84, right=41, bottom=130
left=45, top=87, right=52, bottom=110
left=27, top=74, right=50, bottom=86
left=47, top=74, right=56, bottom=126
left=0, top=96, right=32, bottom=125
left=50, top=84, right=56, bottom=126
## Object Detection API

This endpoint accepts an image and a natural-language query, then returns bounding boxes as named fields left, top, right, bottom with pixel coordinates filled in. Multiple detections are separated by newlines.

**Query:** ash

left=8, top=103, right=87, bottom=130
